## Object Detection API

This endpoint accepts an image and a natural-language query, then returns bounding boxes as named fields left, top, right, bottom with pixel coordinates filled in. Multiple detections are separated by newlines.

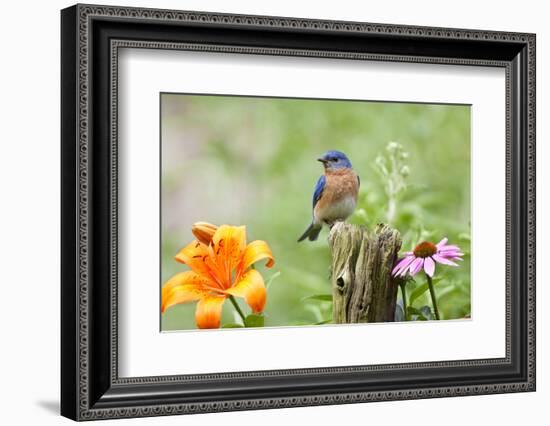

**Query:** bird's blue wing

left=312, top=175, right=326, bottom=208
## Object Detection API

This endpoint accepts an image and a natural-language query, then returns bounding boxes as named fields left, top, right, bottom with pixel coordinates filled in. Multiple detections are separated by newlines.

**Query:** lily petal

left=239, top=240, right=275, bottom=273
left=175, top=240, right=212, bottom=276
left=424, top=256, right=435, bottom=277
left=225, top=269, right=267, bottom=313
left=161, top=271, right=210, bottom=313
left=212, top=225, right=246, bottom=260
left=212, top=225, right=247, bottom=285
left=195, top=295, right=226, bottom=329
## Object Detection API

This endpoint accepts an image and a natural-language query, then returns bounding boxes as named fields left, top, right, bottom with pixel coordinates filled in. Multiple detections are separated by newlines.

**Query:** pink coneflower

left=392, top=238, right=463, bottom=278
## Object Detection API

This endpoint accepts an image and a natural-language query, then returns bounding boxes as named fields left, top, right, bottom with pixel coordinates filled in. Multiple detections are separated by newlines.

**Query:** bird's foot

left=327, top=219, right=345, bottom=230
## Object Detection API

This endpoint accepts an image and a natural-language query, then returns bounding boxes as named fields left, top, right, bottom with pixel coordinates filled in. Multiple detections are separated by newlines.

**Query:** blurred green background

left=160, top=93, right=471, bottom=331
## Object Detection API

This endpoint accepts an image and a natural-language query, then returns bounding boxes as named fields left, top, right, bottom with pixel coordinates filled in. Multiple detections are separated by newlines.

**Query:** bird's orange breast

left=321, top=168, right=359, bottom=203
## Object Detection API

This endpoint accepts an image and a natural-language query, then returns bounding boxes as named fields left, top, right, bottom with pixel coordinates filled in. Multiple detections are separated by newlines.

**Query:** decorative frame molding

left=61, top=3, right=535, bottom=421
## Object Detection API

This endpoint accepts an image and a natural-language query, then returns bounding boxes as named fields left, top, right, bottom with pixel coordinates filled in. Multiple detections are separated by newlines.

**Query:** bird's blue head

left=317, top=150, right=352, bottom=170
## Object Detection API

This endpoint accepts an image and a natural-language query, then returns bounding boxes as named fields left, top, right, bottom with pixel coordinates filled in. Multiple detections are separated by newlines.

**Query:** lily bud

left=192, top=222, right=218, bottom=245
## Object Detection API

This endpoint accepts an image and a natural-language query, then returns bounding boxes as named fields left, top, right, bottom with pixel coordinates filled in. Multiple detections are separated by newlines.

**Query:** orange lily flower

left=162, top=224, right=275, bottom=329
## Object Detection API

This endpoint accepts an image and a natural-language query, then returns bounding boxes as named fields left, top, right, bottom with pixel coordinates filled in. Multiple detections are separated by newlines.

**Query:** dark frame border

left=61, top=4, right=535, bottom=421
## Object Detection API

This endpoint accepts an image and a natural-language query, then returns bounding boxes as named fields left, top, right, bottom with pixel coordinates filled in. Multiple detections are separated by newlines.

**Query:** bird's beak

left=317, top=158, right=328, bottom=165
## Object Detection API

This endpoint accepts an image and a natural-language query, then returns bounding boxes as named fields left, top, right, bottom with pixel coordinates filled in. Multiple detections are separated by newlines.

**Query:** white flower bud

left=386, top=141, right=400, bottom=152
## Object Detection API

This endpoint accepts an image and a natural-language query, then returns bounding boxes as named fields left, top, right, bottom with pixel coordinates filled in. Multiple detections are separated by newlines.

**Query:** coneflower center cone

left=413, top=241, right=437, bottom=258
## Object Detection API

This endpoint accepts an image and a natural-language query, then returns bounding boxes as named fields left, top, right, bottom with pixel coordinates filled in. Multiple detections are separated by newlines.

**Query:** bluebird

left=298, top=150, right=360, bottom=242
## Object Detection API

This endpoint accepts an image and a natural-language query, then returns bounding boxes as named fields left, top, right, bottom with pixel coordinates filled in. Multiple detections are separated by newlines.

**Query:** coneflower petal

left=436, top=238, right=448, bottom=249
left=409, top=257, right=424, bottom=276
left=433, top=254, right=459, bottom=266
left=392, top=255, right=415, bottom=276
left=438, top=245, right=461, bottom=253
left=424, top=257, right=435, bottom=277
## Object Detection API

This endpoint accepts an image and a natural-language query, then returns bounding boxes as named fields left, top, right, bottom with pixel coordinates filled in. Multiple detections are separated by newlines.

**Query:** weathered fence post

left=328, top=222, right=402, bottom=323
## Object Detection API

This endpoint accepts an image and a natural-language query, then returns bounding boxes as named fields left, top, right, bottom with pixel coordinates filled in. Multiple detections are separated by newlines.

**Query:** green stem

left=426, top=274, right=440, bottom=320
left=400, top=282, right=408, bottom=321
left=229, top=296, right=246, bottom=324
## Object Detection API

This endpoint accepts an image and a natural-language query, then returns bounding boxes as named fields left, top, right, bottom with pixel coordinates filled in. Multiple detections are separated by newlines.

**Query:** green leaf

left=314, top=319, right=333, bottom=325
left=222, top=323, right=244, bottom=328
left=301, top=294, right=333, bottom=303
left=244, top=314, right=264, bottom=328
left=409, top=276, right=442, bottom=305
left=407, top=306, right=424, bottom=321
left=409, top=283, right=429, bottom=305
left=407, top=306, right=420, bottom=315
left=407, top=305, right=434, bottom=321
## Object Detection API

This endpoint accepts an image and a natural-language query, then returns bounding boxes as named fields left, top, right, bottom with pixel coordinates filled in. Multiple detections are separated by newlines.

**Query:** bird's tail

left=297, top=223, right=322, bottom=242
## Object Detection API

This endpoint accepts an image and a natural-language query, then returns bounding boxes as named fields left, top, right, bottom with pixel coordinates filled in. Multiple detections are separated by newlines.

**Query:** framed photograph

left=61, top=3, right=536, bottom=421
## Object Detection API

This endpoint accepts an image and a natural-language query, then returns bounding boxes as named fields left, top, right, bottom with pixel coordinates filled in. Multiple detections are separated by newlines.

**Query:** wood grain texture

left=329, top=222, right=402, bottom=323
